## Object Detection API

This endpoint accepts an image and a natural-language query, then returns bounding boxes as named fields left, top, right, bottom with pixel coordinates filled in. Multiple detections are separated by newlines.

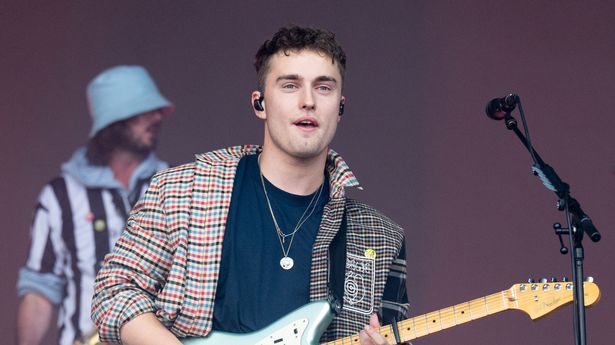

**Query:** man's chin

left=289, top=145, right=328, bottom=160
left=126, top=141, right=156, bottom=156
left=139, top=137, right=158, bottom=150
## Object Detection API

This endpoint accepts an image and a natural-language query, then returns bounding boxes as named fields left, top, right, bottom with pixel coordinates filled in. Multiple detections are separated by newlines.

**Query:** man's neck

left=108, top=150, right=147, bottom=189
left=259, top=147, right=327, bottom=196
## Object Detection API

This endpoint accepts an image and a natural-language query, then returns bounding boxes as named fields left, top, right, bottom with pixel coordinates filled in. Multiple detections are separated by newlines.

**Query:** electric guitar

left=181, top=281, right=600, bottom=345
left=78, top=281, right=600, bottom=345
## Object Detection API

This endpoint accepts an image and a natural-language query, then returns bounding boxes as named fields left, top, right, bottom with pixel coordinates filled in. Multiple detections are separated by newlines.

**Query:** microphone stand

left=499, top=108, right=601, bottom=345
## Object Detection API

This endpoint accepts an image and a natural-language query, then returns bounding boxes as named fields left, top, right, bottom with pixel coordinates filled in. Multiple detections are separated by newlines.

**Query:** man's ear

left=252, top=91, right=266, bottom=119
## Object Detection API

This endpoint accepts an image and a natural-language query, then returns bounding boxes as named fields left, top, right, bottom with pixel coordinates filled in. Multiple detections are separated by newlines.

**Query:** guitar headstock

left=507, top=280, right=600, bottom=320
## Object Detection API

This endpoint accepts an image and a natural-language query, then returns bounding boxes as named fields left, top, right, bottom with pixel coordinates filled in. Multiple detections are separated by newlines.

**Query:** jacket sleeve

left=17, top=184, right=67, bottom=304
left=91, top=174, right=175, bottom=343
left=380, top=239, right=410, bottom=323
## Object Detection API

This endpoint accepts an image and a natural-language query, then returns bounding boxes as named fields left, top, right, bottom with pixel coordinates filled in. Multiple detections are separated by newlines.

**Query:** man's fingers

left=360, top=323, right=389, bottom=345
left=369, top=313, right=381, bottom=328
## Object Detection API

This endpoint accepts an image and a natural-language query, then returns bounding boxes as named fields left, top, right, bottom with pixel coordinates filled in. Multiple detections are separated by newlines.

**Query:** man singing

left=92, top=26, right=409, bottom=345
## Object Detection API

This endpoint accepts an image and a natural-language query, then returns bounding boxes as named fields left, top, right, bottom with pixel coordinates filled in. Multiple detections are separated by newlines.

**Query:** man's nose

left=301, top=89, right=315, bottom=110
left=150, top=109, right=164, bottom=121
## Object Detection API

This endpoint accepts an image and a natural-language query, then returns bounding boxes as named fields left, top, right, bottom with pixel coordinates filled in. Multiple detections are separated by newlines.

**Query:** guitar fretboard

left=322, top=290, right=510, bottom=344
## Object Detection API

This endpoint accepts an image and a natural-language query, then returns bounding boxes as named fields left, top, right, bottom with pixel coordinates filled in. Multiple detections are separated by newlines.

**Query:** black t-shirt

left=212, top=154, right=330, bottom=332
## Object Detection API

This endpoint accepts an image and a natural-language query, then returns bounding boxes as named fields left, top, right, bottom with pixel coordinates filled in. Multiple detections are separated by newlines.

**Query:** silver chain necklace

left=258, top=155, right=324, bottom=270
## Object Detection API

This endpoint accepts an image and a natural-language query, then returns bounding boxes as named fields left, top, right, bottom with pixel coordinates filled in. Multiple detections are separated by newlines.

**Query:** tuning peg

left=539, top=278, right=548, bottom=283
left=584, top=276, right=594, bottom=282
left=527, top=278, right=535, bottom=283
left=550, top=277, right=558, bottom=282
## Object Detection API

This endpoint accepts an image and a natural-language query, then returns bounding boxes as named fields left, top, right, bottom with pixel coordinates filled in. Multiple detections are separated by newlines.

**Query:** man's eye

left=317, top=85, right=332, bottom=91
left=282, top=84, right=298, bottom=89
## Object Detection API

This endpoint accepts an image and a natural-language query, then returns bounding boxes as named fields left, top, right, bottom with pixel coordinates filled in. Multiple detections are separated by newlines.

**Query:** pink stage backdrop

left=1, top=1, right=613, bottom=344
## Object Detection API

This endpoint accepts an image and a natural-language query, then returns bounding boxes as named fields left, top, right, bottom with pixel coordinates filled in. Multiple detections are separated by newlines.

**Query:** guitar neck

left=177, top=281, right=597, bottom=345
left=322, top=281, right=600, bottom=345
left=323, top=290, right=509, bottom=344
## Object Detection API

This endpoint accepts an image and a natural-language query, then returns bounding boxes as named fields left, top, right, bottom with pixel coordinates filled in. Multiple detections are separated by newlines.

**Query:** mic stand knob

left=504, top=113, right=517, bottom=129
left=553, top=222, right=569, bottom=255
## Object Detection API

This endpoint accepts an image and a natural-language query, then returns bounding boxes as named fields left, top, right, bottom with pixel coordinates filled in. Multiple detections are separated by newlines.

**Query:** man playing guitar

left=92, top=25, right=409, bottom=345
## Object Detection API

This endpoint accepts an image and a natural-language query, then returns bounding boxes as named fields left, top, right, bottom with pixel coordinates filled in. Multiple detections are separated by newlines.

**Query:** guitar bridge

left=256, top=318, right=309, bottom=345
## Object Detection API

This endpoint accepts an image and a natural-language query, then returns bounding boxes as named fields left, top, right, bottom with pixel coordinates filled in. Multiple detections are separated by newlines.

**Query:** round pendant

left=280, top=256, right=294, bottom=270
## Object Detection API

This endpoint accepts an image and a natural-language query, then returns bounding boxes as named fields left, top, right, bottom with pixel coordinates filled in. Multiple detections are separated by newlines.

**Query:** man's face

left=123, top=109, right=164, bottom=153
left=254, top=49, right=344, bottom=161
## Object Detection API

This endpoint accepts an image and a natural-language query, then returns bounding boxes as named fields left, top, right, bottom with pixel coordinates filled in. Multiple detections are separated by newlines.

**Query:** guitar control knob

left=539, top=278, right=548, bottom=283
left=584, top=276, right=594, bottom=282
left=562, top=277, right=569, bottom=282
left=550, top=277, right=557, bottom=282
left=527, top=278, right=535, bottom=283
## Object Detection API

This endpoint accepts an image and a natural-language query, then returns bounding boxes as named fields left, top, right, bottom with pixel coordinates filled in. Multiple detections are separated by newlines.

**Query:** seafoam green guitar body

left=181, top=301, right=334, bottom=345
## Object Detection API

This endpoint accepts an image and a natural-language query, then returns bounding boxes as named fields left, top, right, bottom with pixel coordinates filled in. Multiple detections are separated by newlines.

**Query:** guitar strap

left=326, top=206, right=409, bottom=345
left=86, top=188, right=110, bottom=273
left=327, top=204, right=347, bottom=316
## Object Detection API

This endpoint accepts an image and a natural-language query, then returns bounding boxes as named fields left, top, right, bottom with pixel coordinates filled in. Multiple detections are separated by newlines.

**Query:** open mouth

left=294, top=118, right=319, bottom=128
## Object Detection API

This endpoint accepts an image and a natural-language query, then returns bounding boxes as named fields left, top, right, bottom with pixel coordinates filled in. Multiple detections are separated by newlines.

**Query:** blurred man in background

left=16, top=65, right=174, bottom=345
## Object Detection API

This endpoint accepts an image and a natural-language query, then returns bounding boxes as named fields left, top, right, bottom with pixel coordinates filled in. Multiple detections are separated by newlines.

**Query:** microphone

left=485, top=94, right=519, bottom=120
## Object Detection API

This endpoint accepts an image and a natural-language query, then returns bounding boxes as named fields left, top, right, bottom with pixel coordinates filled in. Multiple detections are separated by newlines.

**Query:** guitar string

left=323, top=284, right=582, bottom=344
left=326, top=291, right=510, bottom=344
left=392, top=288, right=571, bottom=341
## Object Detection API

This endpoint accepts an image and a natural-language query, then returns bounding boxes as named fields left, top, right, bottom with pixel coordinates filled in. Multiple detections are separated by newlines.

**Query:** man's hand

left=358, top=313, right=390, bottom=345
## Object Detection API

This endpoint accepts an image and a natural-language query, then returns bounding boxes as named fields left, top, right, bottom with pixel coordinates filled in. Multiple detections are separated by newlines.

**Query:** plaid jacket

left=92, top=145, right=409, bottom=343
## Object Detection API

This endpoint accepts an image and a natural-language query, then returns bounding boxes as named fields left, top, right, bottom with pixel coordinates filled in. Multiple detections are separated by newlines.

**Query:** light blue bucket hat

left=87, top=65, right=174, bottom=137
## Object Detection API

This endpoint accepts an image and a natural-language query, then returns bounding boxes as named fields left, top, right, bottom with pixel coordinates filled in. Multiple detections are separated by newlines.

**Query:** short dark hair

left=254, top=25, right=347, bottom=91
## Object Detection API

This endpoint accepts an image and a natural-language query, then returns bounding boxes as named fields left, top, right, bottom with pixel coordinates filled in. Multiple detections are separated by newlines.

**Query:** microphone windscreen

left=485, top=98, right=507, bottom=120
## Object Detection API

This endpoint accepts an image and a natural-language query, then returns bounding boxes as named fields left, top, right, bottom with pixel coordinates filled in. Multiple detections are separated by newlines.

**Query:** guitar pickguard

left=181, top=301, right=334, bottom=345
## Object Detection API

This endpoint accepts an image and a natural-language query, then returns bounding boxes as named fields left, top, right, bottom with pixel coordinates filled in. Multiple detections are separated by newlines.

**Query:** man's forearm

left=17, top=293, right=54, bottom=345
left=120, top=312, right=183, bottom=345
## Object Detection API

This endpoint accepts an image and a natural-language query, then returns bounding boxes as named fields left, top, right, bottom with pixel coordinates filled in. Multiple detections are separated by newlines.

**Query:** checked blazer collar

left=195, top=145, right=362, bottom=198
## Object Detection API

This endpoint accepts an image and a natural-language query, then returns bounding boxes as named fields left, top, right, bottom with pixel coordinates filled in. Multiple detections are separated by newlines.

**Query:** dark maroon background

left=1, top=1, right=613, bottom=344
